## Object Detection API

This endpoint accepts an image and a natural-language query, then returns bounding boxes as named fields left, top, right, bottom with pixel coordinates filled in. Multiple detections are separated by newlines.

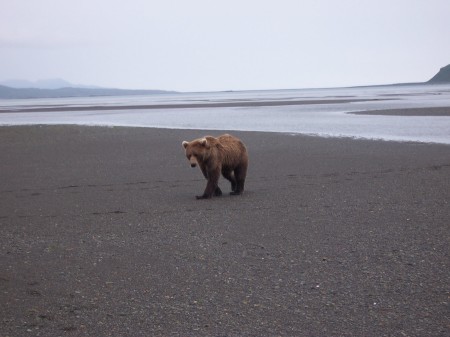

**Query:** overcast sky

left=1, top=0, right=449, bottom=92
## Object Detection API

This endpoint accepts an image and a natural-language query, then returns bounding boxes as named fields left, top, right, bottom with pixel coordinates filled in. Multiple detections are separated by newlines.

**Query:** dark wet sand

left=348, top=106, right=450, bottom=116
left=1, top=125, right=449, bottom=337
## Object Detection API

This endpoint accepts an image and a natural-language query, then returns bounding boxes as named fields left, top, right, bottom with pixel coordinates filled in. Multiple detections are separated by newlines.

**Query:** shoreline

left=2, top=122, right=450, bottom=146
left=1, top=124, right=450, bottom=146
left=0, top=103, right=449, bottom=145
left=1, top=125, right=449, bottom=336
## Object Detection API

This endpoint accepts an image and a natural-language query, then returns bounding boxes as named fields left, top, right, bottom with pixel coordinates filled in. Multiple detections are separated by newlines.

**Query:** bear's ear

left=182, top=141, right=189, bottom=149
left=200, top=138, right=210, bottom=148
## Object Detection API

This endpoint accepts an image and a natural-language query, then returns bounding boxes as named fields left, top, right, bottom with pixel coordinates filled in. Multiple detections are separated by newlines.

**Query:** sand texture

left=1, top=126, right=449, bottom=336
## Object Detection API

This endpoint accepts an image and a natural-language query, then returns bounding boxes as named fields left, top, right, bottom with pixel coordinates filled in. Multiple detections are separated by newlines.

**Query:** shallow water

left=1, top=84, right=450, bottom=144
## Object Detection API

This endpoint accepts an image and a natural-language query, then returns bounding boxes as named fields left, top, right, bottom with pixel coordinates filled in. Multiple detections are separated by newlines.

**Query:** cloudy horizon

left=1, top=0, right=449, bottom=92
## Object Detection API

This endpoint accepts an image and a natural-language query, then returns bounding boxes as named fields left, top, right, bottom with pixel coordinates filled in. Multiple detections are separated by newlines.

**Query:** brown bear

left=182, top=134, right=248, bottom=199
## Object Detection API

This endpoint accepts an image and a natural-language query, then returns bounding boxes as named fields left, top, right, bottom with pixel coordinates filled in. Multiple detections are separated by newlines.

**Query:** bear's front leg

left=214, top=186, right=223, bottom=196
left=196, top=169, right=220, bottom=199
left=196, top=186, right=222, bottom=199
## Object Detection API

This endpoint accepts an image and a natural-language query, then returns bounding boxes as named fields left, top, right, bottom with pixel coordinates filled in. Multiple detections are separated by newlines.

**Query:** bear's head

left=182, top=137, right=212, bottom=168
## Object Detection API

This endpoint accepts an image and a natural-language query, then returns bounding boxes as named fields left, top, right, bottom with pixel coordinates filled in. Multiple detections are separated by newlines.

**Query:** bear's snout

left=188, top=155, right=199, bottom=168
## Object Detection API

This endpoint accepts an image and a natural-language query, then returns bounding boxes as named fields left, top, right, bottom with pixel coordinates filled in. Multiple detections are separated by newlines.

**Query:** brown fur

left=182, top=134, right=248, bottom=199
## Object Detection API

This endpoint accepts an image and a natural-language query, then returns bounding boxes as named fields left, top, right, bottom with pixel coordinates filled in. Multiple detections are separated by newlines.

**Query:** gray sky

left=1, top=0, right=449, bottom=92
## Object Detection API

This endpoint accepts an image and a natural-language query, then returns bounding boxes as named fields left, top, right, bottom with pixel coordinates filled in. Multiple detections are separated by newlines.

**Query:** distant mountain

left=0, top=78, right=102, bottom=90
left=427, top=64, right=450, bottom=83
left=0, top=85, right=175, bottom=99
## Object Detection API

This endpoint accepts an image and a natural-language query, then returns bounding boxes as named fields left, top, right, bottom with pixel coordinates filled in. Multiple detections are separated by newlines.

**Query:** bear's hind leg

left=230, top=165, right=247, bottom=195
left=222, top=168, right=237, bottom=193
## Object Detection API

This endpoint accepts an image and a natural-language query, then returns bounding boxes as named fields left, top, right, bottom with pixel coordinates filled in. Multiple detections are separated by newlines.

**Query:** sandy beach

left=1, top=125, right=449, bottom=336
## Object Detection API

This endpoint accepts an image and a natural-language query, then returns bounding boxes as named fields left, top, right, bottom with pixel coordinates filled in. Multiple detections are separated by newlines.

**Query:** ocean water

left=1, top=84, right=450, bottom=144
